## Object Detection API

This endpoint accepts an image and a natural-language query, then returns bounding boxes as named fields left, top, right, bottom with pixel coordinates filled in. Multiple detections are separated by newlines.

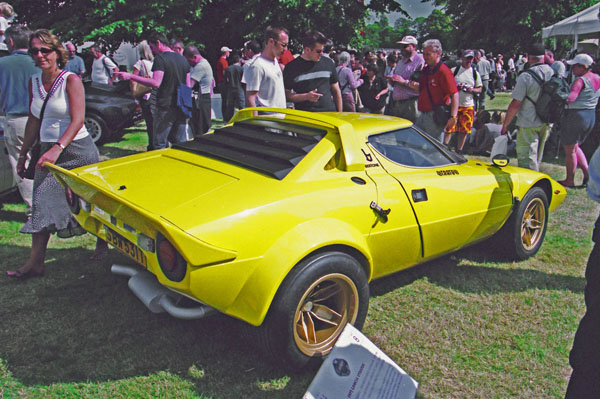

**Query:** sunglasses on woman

left=28, top=47, right=54, bottom=56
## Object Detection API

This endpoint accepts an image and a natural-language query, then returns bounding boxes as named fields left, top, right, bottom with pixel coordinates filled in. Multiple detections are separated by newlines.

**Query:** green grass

left=1, top=116, right=597, bottom=398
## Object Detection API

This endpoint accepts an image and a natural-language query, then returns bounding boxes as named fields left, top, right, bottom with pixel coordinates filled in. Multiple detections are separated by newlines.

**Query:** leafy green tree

left=10, top=0, right=405, bottom=62
left=426, top=0, right=598, bottom=54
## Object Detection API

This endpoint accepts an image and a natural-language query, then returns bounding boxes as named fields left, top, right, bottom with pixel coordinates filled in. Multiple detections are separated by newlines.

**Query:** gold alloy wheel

left=293, top=273, right=359, bottom=357
left=520, top=197, right=546, bottom=251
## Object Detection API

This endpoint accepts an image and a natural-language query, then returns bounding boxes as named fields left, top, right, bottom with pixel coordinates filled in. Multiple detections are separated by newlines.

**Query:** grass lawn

left=1, top=105, right=597, bottom=398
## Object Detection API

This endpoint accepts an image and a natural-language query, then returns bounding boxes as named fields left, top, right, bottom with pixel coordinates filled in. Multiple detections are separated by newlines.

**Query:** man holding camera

left=447, top=49, right=482, bottom=153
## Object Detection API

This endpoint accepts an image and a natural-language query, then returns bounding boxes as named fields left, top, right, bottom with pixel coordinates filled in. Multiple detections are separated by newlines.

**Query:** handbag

left=24, top=70, right=68, bottom=180
left=489, top=130, right=514, bottom=160
left=177, top=82, right=193, bottom=118
left=131, top=61, right=152, bottom=98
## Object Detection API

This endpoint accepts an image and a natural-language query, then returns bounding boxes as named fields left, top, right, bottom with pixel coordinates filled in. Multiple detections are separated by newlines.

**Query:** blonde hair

left=137, top=40, right=154, bottom=61
left=29, top=29, right=69, bottom=69
left=0, top=2, right=14, bottom=18
left=491, top=111, right=505, bottom=124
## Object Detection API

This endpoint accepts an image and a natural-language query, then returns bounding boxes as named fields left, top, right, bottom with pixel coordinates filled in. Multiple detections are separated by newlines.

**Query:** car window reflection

left=368, top=127, right=455, bottom=168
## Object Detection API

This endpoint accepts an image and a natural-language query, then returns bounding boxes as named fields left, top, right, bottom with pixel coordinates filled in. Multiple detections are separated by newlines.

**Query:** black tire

left=503, top=186, right=549, bottom=260
left=258, top=251, right=369, bottom=371
left=84, top=113, right=109, bottom=144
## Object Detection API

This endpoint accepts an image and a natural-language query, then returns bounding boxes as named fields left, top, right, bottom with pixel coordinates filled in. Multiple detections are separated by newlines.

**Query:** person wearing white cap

left=501, top=42, right=554, bottom=171
left=446, top=50, right=482, bottom=153
left=556, top=53, right=600, bottom=188
left=385, top=35, right=423, bottom=122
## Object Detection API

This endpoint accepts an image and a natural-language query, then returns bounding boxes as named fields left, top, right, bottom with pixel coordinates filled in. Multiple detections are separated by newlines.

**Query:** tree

left=10, top=0, right=406, bottom=64
left=418, top=9, right=457, bottom=51
left=426, top=0, right=598, bottom=54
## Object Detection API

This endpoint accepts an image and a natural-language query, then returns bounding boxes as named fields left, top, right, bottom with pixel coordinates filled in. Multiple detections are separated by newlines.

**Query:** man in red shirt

left=410, top=39, right=459, bottom=143
left=216, top=45, right=231, bottom=119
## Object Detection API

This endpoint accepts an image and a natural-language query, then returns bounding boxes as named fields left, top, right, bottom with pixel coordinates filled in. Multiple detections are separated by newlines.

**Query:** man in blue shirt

left=0, top=25, right=39, bottom=211
left=64, top=42, right=86, bottom=77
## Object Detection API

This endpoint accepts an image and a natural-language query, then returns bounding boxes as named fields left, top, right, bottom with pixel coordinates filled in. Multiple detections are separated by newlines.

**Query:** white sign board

left=304, top=324, right=418, bottom=399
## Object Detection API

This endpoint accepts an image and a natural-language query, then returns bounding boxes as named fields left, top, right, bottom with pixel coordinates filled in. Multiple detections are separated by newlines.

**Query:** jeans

left=150, top=105, right=190, bottom=150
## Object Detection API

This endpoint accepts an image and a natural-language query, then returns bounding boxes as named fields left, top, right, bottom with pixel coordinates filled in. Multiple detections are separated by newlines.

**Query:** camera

left=457, top=83, right=470, bottom=92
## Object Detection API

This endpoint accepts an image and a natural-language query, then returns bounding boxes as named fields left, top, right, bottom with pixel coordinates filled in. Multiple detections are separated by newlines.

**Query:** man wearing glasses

left=385, top=35, right=423, bottom=122
left=0, top=25, right=39, bottom=213
left=283, top=30, right=342, bottom=112
left=242, top=26, right=288, bottom=109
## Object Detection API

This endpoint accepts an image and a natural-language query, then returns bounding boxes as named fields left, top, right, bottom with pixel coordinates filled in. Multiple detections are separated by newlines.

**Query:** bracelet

left=450, top=115, right=458, bottom=119
left=54, top=142, right=66, bottom=151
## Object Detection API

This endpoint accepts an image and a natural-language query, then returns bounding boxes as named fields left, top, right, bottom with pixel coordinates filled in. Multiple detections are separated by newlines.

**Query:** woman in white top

left=8, top=29, right=106, bottom=279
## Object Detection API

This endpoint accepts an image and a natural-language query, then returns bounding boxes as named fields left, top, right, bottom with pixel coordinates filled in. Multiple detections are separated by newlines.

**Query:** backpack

left=523, top=68, right=570, bottom=124
left=453, top=65, right=477, bottom=84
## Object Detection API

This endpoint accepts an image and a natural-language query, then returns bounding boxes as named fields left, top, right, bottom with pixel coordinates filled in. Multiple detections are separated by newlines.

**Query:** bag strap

left=453, top=66, right=478, bottom=84
left=38, top=69, right=68, bottom=123
left=523, top=67, right=544, bottom=105
left=337, top=66, right=350, bottom=92
left=102, top=56, right=114, bottom=78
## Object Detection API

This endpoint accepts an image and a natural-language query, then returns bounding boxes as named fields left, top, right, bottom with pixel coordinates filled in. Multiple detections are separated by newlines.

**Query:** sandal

left=557, top=180, right=576, bottom=188
left=582, top=176, right=589, bottom=188
left=6, top=268, right=45, bottom=279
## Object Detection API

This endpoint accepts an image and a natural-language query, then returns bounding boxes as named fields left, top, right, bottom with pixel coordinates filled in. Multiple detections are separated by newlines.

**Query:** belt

left=6, top=113, right=29, bottom=117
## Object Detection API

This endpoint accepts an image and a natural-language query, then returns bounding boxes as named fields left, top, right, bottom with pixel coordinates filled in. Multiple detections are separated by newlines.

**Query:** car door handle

left=370, top=201, right=391, bottom=222
left=412, top=189, right=428, bottom=203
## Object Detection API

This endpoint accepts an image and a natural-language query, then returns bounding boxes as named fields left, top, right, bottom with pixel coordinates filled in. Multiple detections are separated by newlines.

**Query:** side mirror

left=491, top=154, right=509, bottom=167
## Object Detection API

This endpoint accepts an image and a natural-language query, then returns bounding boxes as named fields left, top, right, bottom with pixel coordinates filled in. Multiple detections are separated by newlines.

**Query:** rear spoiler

left=47, top=163, right=237, bottom=267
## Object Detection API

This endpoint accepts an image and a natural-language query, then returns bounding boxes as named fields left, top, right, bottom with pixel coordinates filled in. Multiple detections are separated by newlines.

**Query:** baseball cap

left=462, top=50, right=474, bottom=58
left=567, top=53, right=594, bottom=66
left=397, top=35, right=417, bottom=46
left=221, top=46, right=232, bottom=52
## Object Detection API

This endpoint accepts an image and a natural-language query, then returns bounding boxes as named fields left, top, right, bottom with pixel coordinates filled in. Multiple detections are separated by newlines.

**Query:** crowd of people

left=2, top=6, right=600, bottom=396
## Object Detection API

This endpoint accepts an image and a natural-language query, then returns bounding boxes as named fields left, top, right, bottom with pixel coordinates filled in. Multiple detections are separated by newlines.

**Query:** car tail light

left=65, top=186, right=80, bottom=214
left=157, top=234, right=186, bottom=282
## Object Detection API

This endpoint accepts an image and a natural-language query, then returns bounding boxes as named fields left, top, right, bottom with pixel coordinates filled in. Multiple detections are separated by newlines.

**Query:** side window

left=368, top=127, right=454, bottom=167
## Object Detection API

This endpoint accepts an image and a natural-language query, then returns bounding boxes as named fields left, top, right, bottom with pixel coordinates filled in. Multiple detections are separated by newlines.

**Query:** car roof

left=318, top=112, right=414, bottom=140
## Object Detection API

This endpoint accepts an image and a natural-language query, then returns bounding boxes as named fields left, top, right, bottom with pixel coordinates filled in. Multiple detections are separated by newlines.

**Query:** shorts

left=447, top=106, right=475, bottom=134
left=561, top=108, right=596, bottom=146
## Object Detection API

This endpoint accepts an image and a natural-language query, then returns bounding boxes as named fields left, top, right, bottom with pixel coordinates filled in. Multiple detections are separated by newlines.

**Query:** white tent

left=542, top=3, right=600, bottom=47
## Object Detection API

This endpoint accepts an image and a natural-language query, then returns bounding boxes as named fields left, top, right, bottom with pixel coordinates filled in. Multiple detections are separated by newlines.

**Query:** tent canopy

left=542, top=3, right=600, bottom=38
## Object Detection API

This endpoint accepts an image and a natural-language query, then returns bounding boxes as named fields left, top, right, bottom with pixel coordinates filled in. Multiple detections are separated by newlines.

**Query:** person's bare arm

left=501, top=99, right=521, bottom=135
left=114, top=70, right=164, bottom=88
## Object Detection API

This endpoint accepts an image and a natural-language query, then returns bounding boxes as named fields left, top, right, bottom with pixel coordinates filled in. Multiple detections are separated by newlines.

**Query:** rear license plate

left=104, top=225, right=147, bottom=267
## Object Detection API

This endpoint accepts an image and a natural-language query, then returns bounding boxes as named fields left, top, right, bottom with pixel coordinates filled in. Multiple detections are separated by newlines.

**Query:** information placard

left=304, top=324, right=418, bottom=399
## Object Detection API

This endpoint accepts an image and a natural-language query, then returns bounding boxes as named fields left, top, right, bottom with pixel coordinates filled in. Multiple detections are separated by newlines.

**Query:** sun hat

left=566, top=53, right=594, bottom=66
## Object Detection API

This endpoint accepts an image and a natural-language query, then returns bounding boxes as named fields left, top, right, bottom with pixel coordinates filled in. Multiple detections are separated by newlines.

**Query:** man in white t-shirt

left=446, top=49, right=482, bottom=153
left=242, top=26, right=288, bottom=109
left=184, top=45, right=214, bottom=136
left=90, top=45, right=119, bottom=84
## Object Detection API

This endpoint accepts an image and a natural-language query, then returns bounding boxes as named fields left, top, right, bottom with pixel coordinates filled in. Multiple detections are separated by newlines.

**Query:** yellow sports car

left=48, top=108, right=566, bottom=369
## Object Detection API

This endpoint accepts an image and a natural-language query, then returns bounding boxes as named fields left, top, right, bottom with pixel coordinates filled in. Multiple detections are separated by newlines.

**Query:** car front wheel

left=84, top=113, right=109, bottom=144
left=508, top=186, right=549, bottom=260
left=259, top=251, right=369, bottom=370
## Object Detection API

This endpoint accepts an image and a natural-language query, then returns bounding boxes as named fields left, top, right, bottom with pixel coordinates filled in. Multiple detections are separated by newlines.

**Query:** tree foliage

left=10, top=0, right=405, bottom=63
left=426, top=0, right=599, bottom=54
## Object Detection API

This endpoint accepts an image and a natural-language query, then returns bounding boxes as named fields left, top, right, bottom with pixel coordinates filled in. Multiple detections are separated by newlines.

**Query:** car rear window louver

left=173, top=120, right=326, bottom=179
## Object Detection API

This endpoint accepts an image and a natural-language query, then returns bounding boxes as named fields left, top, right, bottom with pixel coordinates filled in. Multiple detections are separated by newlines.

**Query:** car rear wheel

left=258, top=251, right=369, bottom=370
left=505, top=187, right=549, bottom=260
left=85, top=113, right=109, bottom=144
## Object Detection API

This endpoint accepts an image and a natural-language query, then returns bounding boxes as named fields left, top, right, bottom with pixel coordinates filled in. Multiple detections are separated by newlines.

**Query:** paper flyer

left=304, top=324, right=418, bottom=399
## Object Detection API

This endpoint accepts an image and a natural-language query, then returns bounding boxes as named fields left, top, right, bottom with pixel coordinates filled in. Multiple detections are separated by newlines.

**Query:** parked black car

left=84, top=79, right=142, bottom=143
